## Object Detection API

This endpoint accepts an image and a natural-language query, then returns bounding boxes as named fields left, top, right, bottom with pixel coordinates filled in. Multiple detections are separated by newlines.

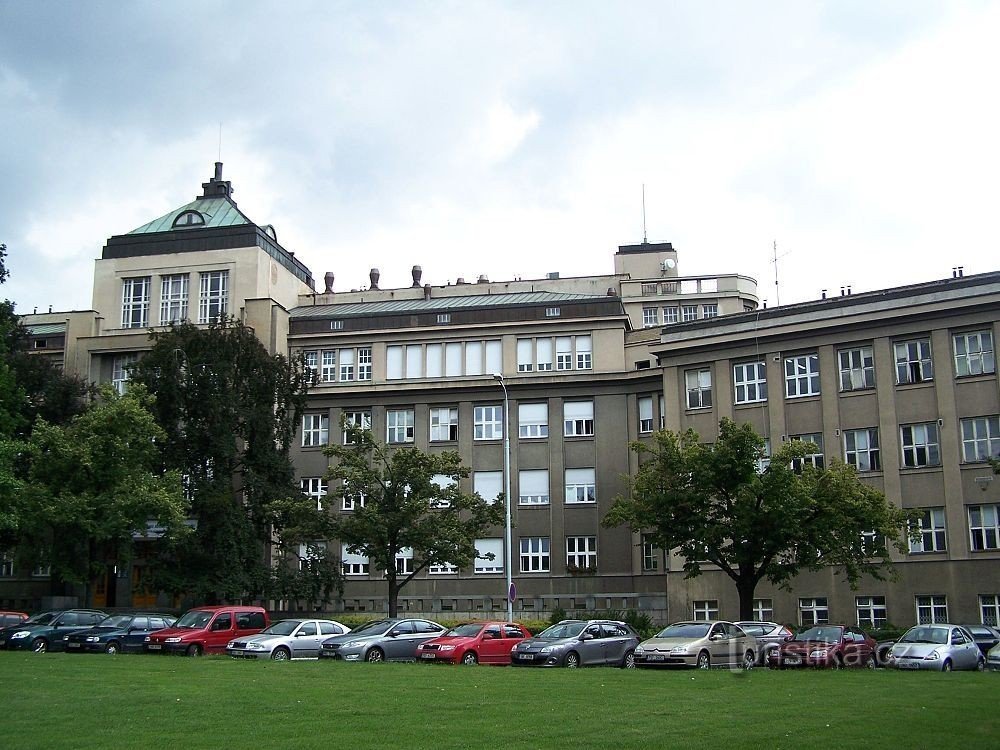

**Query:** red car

left=0, top=611, right=29, bottom=628
left=770, top=624, right=876, bottom=669
left=416, top=621, right=531, bottom=665
left=145, top=605, right=269, bottom=656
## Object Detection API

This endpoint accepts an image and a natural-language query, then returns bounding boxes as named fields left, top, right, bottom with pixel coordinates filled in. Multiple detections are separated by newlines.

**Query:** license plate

left=646, top=655, right=665, bottom=662
left=421, top=653, right=436, bottom=659
left=784, top=656, right=801, bottom=665
left=898, top=661, right=918, bottom=670
left=67, top=643, right=81, bottom=649
left=0, top=639, right=6, bottom=647
left=147, top=644, right=162, bottom=650
left=230, top=650, right=243, bottom=656
left=518, top=653, right=534, bottom=660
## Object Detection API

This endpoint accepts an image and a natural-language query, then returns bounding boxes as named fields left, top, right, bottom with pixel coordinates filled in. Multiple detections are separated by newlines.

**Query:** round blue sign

left=508, top=583, right=517, bottom=603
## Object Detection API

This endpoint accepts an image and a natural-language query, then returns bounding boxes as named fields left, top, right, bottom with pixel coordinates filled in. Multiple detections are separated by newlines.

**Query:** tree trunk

left=387, top=575, right=399, bottom=618
left=736, top=577, right=758, bottom=621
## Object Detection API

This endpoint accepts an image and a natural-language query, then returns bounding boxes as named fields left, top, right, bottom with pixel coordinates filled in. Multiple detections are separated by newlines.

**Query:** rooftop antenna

left=218, top=123, right=223, bottom=162
left=771, top=240, right=792, bottom=307
left=641, top=184, right=648, bottom=243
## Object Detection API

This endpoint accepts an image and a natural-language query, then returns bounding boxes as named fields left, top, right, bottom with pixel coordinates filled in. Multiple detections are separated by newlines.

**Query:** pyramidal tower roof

left=127, top=162, right=253, bottom=235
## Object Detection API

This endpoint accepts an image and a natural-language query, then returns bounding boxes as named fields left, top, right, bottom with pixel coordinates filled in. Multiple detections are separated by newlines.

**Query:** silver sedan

left=227, top=618, right=350, bottom=660
left=887, top=624, right=985, bottom=672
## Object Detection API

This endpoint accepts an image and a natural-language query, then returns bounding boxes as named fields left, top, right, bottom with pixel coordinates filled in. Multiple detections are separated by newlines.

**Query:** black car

left=960, top=624, right=1000, bottom=656
left=0, top=609, right=108, bottom=652
left=65, top=613, right=177, bottom=654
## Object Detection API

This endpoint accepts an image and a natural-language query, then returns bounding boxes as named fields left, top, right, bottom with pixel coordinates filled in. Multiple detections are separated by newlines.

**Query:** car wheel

left=743, top=651, right=755, bottom=670
left=697, top=651, right=710, bottom=669
left=977, top=658, right=985, bottom=672
left=941, top=659, right=952, bottom=672
left=564, top=651, right=580, bottom=668
left=271, top=647, right=291, bottom=661
left=461, top=651, right=478, bottom=666
left=865, top=654, right=876, bottom=670
left=621, top=650, right=636, bottom=669
left=877, top=644, right=893, bottom=666
left=365, top=647, right=385, bottom=663
left=31, top=638, right=48, bottom=654
left=831, top=655, right=844, bottom=670
left=105, top=642, right=121, bottom=656
left=186, top=644, right=202, bottom=657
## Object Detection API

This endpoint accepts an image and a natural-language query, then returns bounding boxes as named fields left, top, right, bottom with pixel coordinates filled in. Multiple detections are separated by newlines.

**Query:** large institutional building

left=8, top=165, right=1000, bottom=629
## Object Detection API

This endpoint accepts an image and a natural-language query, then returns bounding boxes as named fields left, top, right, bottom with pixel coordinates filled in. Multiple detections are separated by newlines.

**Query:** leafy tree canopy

left=603, top=418, right=915, bottom=620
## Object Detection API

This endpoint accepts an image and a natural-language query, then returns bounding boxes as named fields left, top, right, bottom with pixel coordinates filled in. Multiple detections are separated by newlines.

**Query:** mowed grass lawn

left=2, top=653, right=996, bottom=750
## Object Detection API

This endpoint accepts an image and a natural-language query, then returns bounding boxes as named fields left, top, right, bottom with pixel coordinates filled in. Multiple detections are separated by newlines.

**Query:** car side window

left=320, top=622, right=343, bottom=636
left=414, top=620, right=440, bottom=634
left=212, top=613, right=232, bottom=631
left=297, top=622, right=317, bottom=637
left=484, top=627, right=501, bottom=639
left=149, top=618, right=166, bottom=630
left=602, top=624, right=626, bottom=638
left=238, top=612, right=265, bottom=629
left=710, top=624, right=724, bottom=638
left=503, top=625, right=524, bottom=639
left=585, top=625, right=602, bottom=639
left=392, top=621, right=416, bottom=635
left=951, top=630, right=966, bottom=644
left=131, top=617, right=149, bottom=630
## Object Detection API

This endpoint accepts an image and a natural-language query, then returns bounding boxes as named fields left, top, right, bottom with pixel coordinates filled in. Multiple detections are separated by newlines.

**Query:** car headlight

left=924, top=650, right=940, bottom=661
left=341, top=640, right=363, bottom=649
left=144, top=636, right=151, bottom=642
left=11, top=631, right=30, bottom=639
left=634, top=646, right=645, bottom=655
left=246, top=642, right=266, bottom=650
left=165, top=637, right=182, bottom=643
left=809, top=649, right=828, bottom=659
left=439, top=645, right=456, bottom=652
left=86, top=636, right=100, bottom=643
left=669, top=647, right=690, bottom=655
left=539, top=646, right=552, bottom=654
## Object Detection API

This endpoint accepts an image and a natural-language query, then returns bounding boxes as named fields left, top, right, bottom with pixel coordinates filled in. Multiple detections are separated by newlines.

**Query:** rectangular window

left=341, top=488, right=367, bottom=511
left=681, top=305, right=699, bottom=322
left=474, top=471, right=503, bottom=505
left=545, top=307, right=561, bottom=318
left=565, top=467, right=596, bottom=504
left=916, top=595, right=948, bottom=624
left=969, top=504, right=1000, bottom=551
left=753, top=599, right=773, bottom=622
left=436, top=313, right=451, bottom=324
left=341, top=545, right=369, bottom=576
left=518, top=469, right=549, bottom=505
left=784, top=354, right=820, bottom=398
left=386, top=409, right=414, bottom=444
left=428, top=562, right=458, bottom=575
left=563, top=401, right=594, bottom=437
left=357, top=347, right=372, bottom=381
left=111, top=353, right=138, bottom=395
left=300, top=478, right=327, bottom=511
left=981, top=595, right=1000, bottom=626
left=638, top=396, right=653, bottom=433
left=342, top=410, right=371, bottom=444
left=702, top=303, right=719, bottom=319
left=894, top=339, right=933, bottom=384
left=566, top=536, right=597, bottom=570
left=659, top=394, right=665, bottom=429
left=474, top=405, right=503, bottom=440
left=427, top=344, right=443, bottom=378
left=395, top=547, right=415, bottom=575
left=900, top=423, right=940, bottom=468
left=121, top=277, right=150, bottom=328
left=520, top=537, right=550, bottom=573
left=32, top=564, right=51, bottom=577
left=198, top=270, right=229, bottom=323
left=465, top=341, right=483, bottom=375
left=303, top=350, right=319, bottom=381
left=0, top=555, right=13, bottom=577
left=954, top=331, right=995, bottom=377
left=576, top=336, right=592, bottom=370
left=844, top=428, right=881, bottom=471
left=663, top=306, right=679, bottom=324
left=518, top=403, right=548, bottom=439
left=339, top=348, right=356, bottom=381
left=429, top=474, right=455, bottom=509
left=475, top=538, right=504, bottom=574
left=642, top=307, right=659, bottom=327
left=961, top=416, right=1000, bottom=462
left=838, top=346, right=875, bottom=391
left=536, top=338, right=553, bottom=371
left=734, top=362, right=767, bottom=404
left=641, top=535, right=659, bottom=571
left=693, top=600, right=719, bottom=621
left=319, top=350, right=337, bottom=382
left=159, top=274, right=189, bottom=324
left=791, top=433, right=824, bottom=470
left=555, top=337, right=573, bottom=371
left=799, top=597, right=829, bottom=626
left=856, top=596, right=887, bottom=629
left=445, top=342, right=462, bottom=377
left=685, top=368, right=712, bottom=409
left=910, top=508, right=947, bottom=553
left=386, top=346, right=403, bottom=380
left=429, top=407, right=458, bottom=442
left=301, top=414, right=329, bottom=447
left=517, top=339, right=534, bottom=372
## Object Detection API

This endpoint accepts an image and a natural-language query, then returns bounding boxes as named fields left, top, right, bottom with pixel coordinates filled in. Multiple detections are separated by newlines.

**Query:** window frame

left=844, top=428, right=881, bottom=472
left=565, top=467, right=596, bottom=504
left=563, top=401, right=595, bottom=438
left=900, top=422, right=941, bottom=468
left=429, top=407, right=459, bottom=442
left=565, top=536, right=597, bottom=570
left=519, top=536, right=550, bottom=573
left=473, top=405, right=504, bottom=441
left=784, top=354, right=820, bottom=398
left=301, top=413, right=330, bottom=448
left=798, top=597, right=830, bottom=626
left=909, top=508, right=947, bottom=553
left=198, top=270, right=229, bottom=323
left=517, top=403, right=549, bottom=439
left=961, top=416, right=1000, bottom=463
left=838, top=345, right=875, bottom=392
left=386, top=408, right=415, bottom=444
left=733, top=361, right=767, bottom=404
left=894, top=338, right=934, bottom=385
left=121, top=276, right=151, bottom=329
left=953, top=330, right=995, bottom=377
left=968, top=504, right=1000, bottom=551
left=915, top=595, right=948, bottom=624
left=685, top=368, right=713, bottom=410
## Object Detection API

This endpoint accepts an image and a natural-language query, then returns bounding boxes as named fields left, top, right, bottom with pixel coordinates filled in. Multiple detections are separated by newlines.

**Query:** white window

left=32, top=564, right=51, bottom=578
left=121, top=277, right=150, bottom=328
left=692, top=600, right=719, bottom=621
left=339, top=348, right=356, bottom=381
left=296, top=542, right=326, bottom=571
left=954, top=331, right=995, bottom=377
left=300, top=477, right=327, bottom=511
left=342, top=489, right=367, bottom=511
left=303, top=351, right=318, bottom=381
left=838, top=346, right=875, bottom=391
left=638, top=396, right=653, bottom=433
left=565, top=467, right=596, bottom=504
left=518, top=403, right=548, bottom=439
left=969, top=504, right=1000, bottom=551
left=844, top=428, right=880, bottom=471
left=1, top=555, right=14, bottom=577
left=756, top=437, right=772, bottom=474
left=386, top=346, right=403, bottom=380
left=111, top=353, right=138, bottom=395
left=900, top=423, right=940, bottom=468
left=894, top=339, right=933, bottom=384
left=517, top=339, right=534, bottom=372
left=429, top=474, right=455, bottom=509
left=436, top=313, right=451, bottom=324
left=856, top=596, right=887, bottom=629
left=395, top=547, right=415, bottom=575
left=961, top=416, right=1000, bottom=462
left=518, top=469, right=549, bottom=505
left=685, top=368, right=712, bottom=409
left=791, top=433, right=824, bottom=470
left=981, top=595, right=1000, bottom=626
left=753, top=599, right=773, bottom=621
left=784, top=354, right=820, bottom=398
left=663, top=306, right=679, bottom=324
left=916, top=595, right=948, bottom=624
left=341, top=545, right=369, bottom=576
left=465, top=341, right=483, bottom=376
left=566, top=536, right=597, bottom=570
left=404, top=345, right=422, bottom=379
left=520, top=537, right=550, bottom=573
left=659, top=394, right=665, bottom=429
left=682, top=305, right=698, bottom=322
left=320, top=350, right=336, bottom=382
left=357, top=347, right=372, bottom=381
left=642, top=307, right=659, bottom=327
left=576, top=336, right=592, bottom=370
left=430, top=407, right=458, bottom=442
left=536, top=338, right=553, bottom=371
left=302, top=414, right=329, bottom=447
left=428, top=562, right=458, bottom=575
left=545, top=307, right=560, bottom=317
left=799, top=597, right=829, bottom=626
left=910, top=508, right=947, bottom=553
left=555, top=337, right=573, bottom=371
left=475, top=538, right=504, bottom=574
left=641, top=535, right=659, bottom=571
left=474, top=405, right=503, bottom=441
left=198, top=270, right=228, bottom=323
left=159, top=274, right=189, bottom=324
left=702, top=303, right=718, bottom=318
left=563, top=401, right=594, bottom=437
left=474, top=471, right=503, bottom=505
left=733, top=362, right=767, bottom=404
left=386, top=409, right=414, bottom=444
left=445, top=342, right=462, bottom=376
left=342, top=410, right=371, bottom=444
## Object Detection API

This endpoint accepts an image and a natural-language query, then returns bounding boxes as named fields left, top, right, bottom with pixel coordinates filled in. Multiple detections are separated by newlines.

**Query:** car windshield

left=98, top=615, right=134, bottom=629
left=23, top=612, right=57, bottom=625
left=174, top=610, right=213, bottom=629
left=445, top=623, right=485, bottom=637
left=794, top=627, right=843, bottom=643
left=349, top=620, right=392, bottom=636
left=655, top=623, right=711, bottom=639
left=536, top=622, right=586, bottom=640
left=263, top=620, right=303, bottom=636
left=899, top=626, right=949, bottom=645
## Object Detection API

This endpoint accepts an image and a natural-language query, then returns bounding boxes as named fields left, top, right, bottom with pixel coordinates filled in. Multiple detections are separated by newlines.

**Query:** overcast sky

left=1, top=1, right=997, bottom=314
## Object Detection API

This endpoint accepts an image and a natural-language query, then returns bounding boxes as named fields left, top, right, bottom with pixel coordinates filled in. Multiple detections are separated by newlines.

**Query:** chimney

left=199, top=162, right=234, bottom=201
left=477, top=274, right=489, bottom=284
left=847, top=285, right=852, bottom=295
left=214, top=161, right=223, bottom=180
left=324, top=272, right=335, bottom=294
left=369, top=268, right=380, bottom=290
left=840, top=286, right=846, bottom=296
left=821, top=289, right=827, bottom=299
left=411, top=265, right=422, bottom=287
left=456, top=277, right=466, bottom=285
left=423, top=283, right=432, bottom=301
left=958, top=266, right=964, bottom=277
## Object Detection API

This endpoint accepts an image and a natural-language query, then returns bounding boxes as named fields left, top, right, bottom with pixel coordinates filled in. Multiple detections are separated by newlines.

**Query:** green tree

left=14, top=386, right=188, bottom=604
left=603, top=418, right=915, bottom=620
left=130, top=318, right=327, bottom=604
left=325, top=425, right=505, bottom=617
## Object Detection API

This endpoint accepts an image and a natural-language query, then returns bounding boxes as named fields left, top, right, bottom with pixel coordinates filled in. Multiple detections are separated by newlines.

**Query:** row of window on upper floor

left=120, top=271, right=229, bottom=329
left=642, top=302, right=719, bottom=327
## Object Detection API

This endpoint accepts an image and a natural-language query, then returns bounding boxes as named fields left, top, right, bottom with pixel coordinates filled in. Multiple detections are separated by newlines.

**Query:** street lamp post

left=493, top=373, right=514, bottom=623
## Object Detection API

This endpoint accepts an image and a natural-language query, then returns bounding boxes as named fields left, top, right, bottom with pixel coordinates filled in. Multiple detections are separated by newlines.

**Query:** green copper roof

left=127, top=196, right=251, bottom=235
left=25, top=323, right=67, bottom=335
left=291, top=291, right=615, bottom=319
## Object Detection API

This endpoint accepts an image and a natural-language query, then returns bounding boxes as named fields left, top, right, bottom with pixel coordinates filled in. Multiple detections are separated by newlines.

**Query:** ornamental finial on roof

left=199, top=162, right=235, bottom=202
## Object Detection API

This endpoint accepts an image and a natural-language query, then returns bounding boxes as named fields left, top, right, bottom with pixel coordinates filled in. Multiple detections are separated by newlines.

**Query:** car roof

left=184, top=605, right=264, bottom=611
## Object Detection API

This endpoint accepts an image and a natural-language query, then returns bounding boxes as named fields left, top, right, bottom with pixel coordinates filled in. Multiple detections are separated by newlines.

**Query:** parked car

left=988, top=642, right=1000, bottom=672
left=319, top=618, right=445, bottom=662
left=0, top=609, right=108, bottom=653
left=771, top=625, right=876, bottom=669
left=64, top=613, right=176, bottom=654
left=887, top=624, right=985, bottom=671
left=510, top=619, right=639, bottom=668
left=634, top=621, right=756, bottom=669
left=227, top=618, right=350, bottom=660
left=416, top=621, right=531, bottom=665
left=734, top=621, right=793, bottom=665
left=0, top=611, right=28, bottom=628
left=959, top=624, right=1000, bottom=656
left=144, top=605, right=269, bottom=656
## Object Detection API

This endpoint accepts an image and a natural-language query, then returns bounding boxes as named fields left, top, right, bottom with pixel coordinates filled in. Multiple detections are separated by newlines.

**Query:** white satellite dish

left=661, top=258, right=676, bottom=271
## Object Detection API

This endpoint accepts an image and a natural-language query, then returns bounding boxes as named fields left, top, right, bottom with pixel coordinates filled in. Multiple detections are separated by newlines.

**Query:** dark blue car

left=65, top=613, right=177, bottom=654
left=0, top=609, right=108, bottom=652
